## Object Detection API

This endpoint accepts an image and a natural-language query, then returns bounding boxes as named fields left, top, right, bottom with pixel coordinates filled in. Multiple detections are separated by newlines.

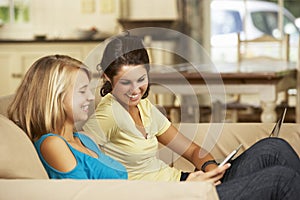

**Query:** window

left=0, top=0, right=30, bottom=24
left=251, top=11, right=298, bottom=38
left=211, top=10, right=243, bottom=35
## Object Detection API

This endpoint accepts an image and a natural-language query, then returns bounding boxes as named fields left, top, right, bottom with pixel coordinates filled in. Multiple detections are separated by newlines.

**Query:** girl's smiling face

left=110, top=65, right=148, bottom=108
left=64, top=70, right=95, bottom=124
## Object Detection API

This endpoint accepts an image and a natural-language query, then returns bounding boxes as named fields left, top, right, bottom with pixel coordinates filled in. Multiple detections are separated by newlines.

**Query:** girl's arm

left=40, top=136, right=77, bottom=172
left=157, top=124, right=218, bottom=172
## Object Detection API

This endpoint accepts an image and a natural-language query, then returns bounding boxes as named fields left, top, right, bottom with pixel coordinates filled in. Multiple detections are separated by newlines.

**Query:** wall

left=0, top=0, right=177, bottom=40
left=0, top=0, right=119, bottom=39
left=122, top=0, right=177, bottom=19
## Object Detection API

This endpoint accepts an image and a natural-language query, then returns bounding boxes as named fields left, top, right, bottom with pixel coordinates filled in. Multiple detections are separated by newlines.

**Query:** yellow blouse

left=83, top=94, right=182, bottom=181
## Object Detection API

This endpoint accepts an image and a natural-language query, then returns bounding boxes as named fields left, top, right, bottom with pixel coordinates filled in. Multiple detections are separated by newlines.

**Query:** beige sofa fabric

left=0, top=94, right=220, bottom=199
left=1, top=93, right=299, bottom=200
left=0, top=179, right=219, bottom=200
left=0, top=114, right=48, bottom=179
left=172, top=123, right=300, bottom=171
left=0, top=94, right=14, bottom=117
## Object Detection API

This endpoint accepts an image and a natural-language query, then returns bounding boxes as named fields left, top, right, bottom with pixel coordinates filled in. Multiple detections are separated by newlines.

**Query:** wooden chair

left=226, top=33, right=292, bottom=122
left=237, top=33, right=290, bottom=63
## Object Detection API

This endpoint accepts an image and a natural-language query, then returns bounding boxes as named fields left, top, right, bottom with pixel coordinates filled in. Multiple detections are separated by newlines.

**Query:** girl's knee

left=257, top=137, right=290, bottom=149
left=249, top=137, right=296, bottom=159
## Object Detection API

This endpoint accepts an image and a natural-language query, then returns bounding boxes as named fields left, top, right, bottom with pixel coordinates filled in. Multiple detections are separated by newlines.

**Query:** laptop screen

left=269, top=108, right=287, bottom=137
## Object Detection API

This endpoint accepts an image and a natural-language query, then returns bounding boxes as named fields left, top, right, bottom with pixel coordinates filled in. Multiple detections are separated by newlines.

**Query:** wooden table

left=149, top=63, right=297, bottom=123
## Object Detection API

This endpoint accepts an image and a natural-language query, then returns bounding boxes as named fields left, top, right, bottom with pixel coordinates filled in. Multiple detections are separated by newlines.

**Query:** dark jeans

left=217, top=137, right=300, bottom=200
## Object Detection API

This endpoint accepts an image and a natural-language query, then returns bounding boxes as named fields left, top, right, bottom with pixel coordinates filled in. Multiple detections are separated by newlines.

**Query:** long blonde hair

left=8, top=55, right=91, bottom=141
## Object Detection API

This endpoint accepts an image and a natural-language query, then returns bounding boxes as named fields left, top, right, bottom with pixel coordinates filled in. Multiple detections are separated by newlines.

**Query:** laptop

left=269, top=108, right=287, bottom=137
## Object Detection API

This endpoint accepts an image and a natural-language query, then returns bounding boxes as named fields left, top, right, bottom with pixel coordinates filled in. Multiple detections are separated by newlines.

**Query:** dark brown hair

left=99, top=33, right=150, bottom=98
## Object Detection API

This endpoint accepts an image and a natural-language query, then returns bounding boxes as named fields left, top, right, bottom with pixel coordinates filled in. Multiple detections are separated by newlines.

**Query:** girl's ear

left=103, top=73, right=111, bottom=83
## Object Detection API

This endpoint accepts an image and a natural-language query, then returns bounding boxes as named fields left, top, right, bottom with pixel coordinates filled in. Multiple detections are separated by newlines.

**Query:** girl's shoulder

left=139, top=97, right=153, bottom=109
left=96, top=94, right=115, bottom=114
left=35, top=133, right=64, bottom=146
left=98, top=94, right=114, bottom=105
left=35, top=133, right=71, bottom=153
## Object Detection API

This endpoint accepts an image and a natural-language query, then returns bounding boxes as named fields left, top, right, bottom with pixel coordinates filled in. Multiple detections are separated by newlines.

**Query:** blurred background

left=0, top=0, right=299, bottom=123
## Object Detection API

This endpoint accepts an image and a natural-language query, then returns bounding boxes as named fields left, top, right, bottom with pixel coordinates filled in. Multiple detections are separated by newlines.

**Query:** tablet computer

left=218, top=144, right=243, bottom=167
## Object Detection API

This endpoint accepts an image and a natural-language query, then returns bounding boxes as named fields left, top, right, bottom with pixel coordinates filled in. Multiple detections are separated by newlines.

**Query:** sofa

left=0, top=94, right=299, bottom=200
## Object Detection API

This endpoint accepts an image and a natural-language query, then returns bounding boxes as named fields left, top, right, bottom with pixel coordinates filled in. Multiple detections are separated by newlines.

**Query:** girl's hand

left=186, top=163, right=230, bottom=185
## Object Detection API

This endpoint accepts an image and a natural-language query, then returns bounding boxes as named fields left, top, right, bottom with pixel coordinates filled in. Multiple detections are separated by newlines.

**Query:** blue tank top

left=34, top=133, right=128, bottom=180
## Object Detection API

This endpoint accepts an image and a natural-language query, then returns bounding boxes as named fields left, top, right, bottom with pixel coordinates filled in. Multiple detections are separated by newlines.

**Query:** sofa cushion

left=0, top=114, right=48, bottom=179
left=0, top=94, right=14, bottom=118
left=0, top=179, right=219, bottom=200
